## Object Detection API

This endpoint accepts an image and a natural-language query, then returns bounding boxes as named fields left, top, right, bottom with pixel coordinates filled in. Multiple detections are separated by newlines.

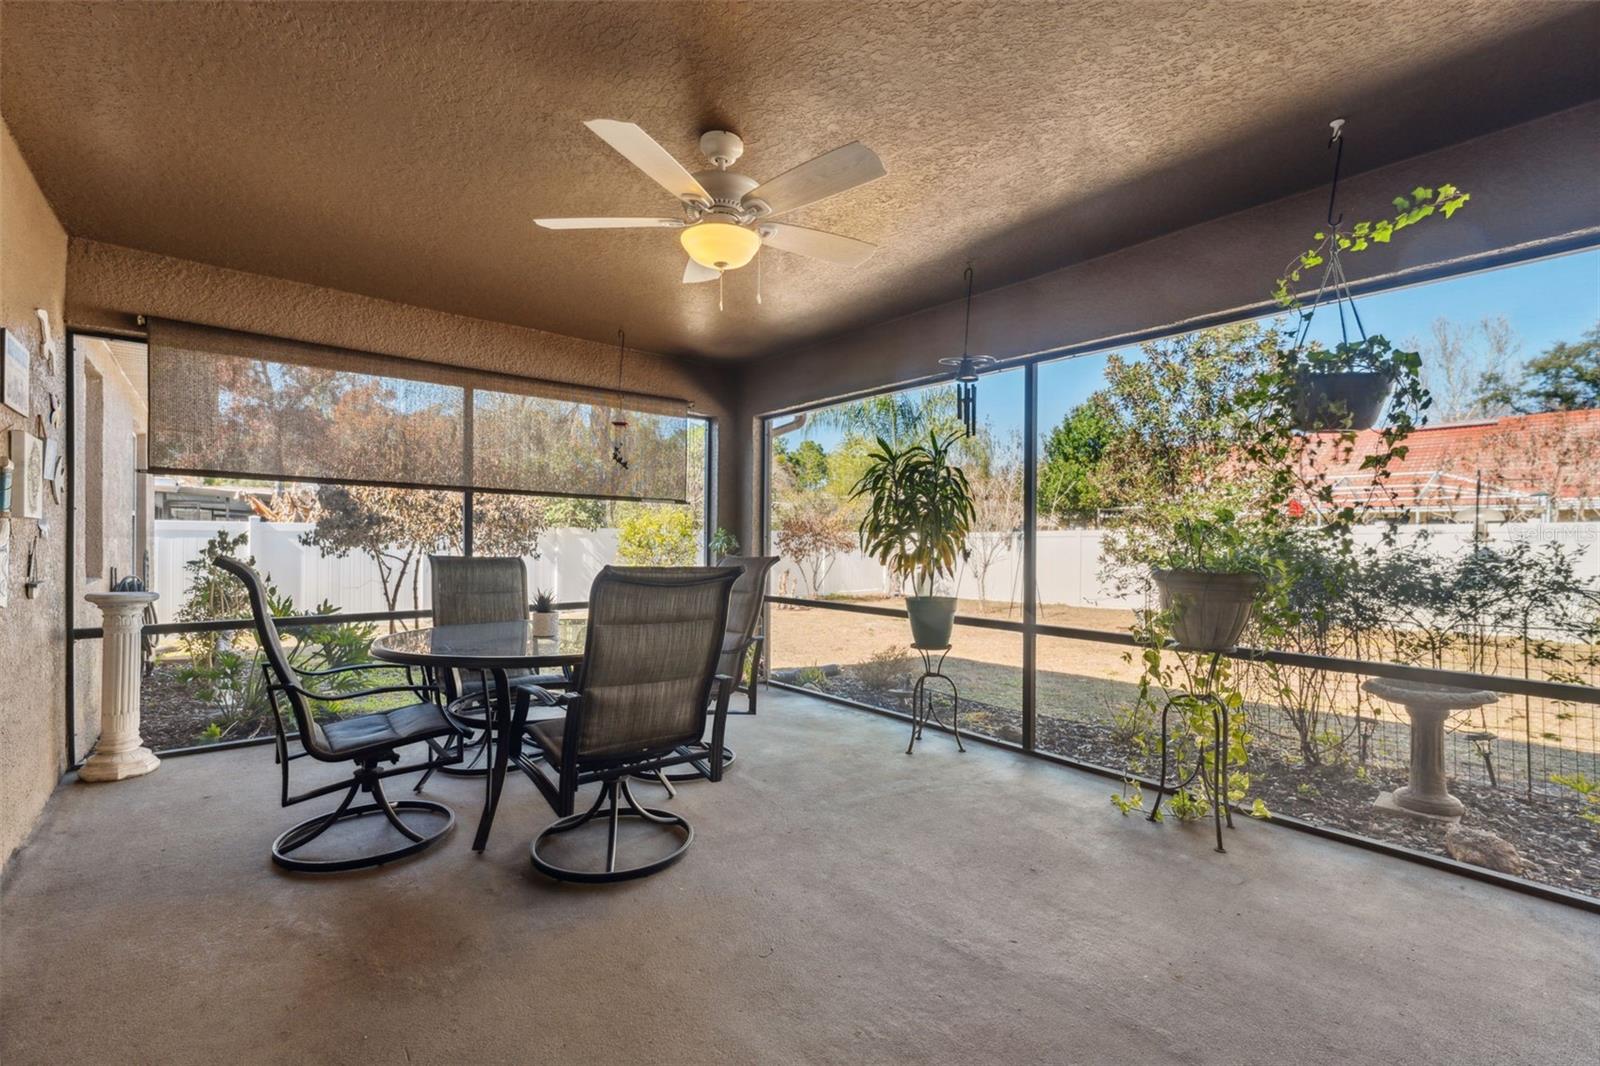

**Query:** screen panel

left=147, top=319, right=688, bottom=502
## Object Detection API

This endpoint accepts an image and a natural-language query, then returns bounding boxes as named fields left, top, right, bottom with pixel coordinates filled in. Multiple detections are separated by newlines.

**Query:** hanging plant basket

left=1290, top=368, right=1392, bottom=432
left=1269, top=125, right=1468, bottom=438
left=1152, top=568, right=1262, bottom=653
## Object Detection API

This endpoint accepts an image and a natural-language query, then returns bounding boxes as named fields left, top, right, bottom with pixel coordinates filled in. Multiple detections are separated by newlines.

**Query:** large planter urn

left=79, top=590, right=161, bottom=782
left=906, top=595, right=957, bottom=649
left=1151, top=569, right=1261, bottom=652
left=1291, top=371, right=1392, bottom=432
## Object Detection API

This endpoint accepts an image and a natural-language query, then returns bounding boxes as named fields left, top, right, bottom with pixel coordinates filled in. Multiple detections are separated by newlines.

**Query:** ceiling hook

left=1326, top=118, right=1346, bottom=228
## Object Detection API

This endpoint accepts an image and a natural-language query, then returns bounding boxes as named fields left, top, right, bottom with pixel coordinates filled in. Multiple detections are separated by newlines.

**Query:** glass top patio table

left=369, top=619, right=586, bottom=671
left=368, top=619, right=587, bottom=852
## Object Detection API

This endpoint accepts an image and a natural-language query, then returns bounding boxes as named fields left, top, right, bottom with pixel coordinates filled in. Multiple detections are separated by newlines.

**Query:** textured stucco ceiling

left=2, top=1, right=1596, bottom=362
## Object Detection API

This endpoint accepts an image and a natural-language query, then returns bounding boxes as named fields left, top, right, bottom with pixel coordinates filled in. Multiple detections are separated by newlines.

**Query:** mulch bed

left=139, top=665, right=278, bottom=750
left=805, top=672, right=1600, bottom=899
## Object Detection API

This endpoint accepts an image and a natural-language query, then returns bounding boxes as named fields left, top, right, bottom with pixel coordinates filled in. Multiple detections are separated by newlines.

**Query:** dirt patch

left=802, top=669, right=1600, bottom=899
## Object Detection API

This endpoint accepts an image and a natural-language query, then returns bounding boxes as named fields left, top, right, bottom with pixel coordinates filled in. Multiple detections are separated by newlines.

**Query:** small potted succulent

left=1148, top=506, right=1266, bottom=653
left=1272, top=184, right=1468, bottom=432
left=708, top=526, right=740, bottom=560
left=530, top=588, right=558, bottom=638
left=851, top=430, right=975, bottom=649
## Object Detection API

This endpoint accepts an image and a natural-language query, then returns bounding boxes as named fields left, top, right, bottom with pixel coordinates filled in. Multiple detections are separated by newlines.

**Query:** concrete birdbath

left=1361, top=678, right=1498, bottom=822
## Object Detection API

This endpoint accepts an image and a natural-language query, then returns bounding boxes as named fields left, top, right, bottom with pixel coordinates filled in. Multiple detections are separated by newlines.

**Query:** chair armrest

left=287, top=682, right=442, bottom=703
left=516, top=689, right=579, bottom=727
left=294, top=660, right=396, bottom=679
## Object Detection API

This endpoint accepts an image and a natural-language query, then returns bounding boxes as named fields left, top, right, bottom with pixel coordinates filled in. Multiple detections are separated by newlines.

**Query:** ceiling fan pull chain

left=718, top=269, right=725, bottom=312
left=757, top=248, right=763, bottom=305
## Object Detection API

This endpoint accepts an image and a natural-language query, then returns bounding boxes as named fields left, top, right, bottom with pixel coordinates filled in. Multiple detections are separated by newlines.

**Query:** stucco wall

left=1, top=120, right=70, bottom=867
left=65, top=241, right=741, bottom=539
left=730, top=103, right=1600, bottom=546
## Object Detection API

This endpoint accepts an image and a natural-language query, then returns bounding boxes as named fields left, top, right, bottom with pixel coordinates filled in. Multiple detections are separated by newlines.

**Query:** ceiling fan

left=535, top=120, right=886, bottom=291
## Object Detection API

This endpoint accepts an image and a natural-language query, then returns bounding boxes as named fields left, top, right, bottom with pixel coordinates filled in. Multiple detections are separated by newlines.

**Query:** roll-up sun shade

left=146, top=319, right=690, bottom=503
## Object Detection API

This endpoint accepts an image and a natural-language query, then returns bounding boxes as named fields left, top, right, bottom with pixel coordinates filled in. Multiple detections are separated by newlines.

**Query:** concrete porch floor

left=2, top=688, right=1596, bottom=1065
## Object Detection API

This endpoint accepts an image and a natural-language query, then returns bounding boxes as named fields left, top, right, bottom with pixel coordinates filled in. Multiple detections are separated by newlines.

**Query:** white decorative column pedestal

left=79, top=590, right=161, bottom=782
left=1362, top=678, right=1498, bottom=823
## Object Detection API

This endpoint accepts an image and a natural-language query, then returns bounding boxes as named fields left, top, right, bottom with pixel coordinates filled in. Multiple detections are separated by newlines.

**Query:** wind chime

left=938, top=265, right=996, bottom=436
left=610, top=329, right=630, bottom=471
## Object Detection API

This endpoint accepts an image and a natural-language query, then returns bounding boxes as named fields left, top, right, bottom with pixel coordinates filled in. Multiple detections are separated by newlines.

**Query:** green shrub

left=853, top=646, right=911, bottom=692
left=616, top=505, right=698, bottom=565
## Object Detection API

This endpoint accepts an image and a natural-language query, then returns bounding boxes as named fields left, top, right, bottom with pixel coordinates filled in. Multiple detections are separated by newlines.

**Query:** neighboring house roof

left=1302, top=408, right=1600, bottom=513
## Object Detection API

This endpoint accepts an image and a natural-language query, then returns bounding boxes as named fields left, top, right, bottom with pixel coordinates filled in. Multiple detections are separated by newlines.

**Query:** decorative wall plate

left=2, top=328, right=29, bottom=417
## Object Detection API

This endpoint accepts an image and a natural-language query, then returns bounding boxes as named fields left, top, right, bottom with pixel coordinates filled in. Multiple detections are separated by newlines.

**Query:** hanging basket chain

left=1290, top=120, right=1371, bottom=352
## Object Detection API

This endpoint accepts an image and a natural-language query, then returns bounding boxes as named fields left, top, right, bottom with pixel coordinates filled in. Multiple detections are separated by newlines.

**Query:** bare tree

left=1417, top=315, right=1522, bottom=422
left=775, top=492, right=855, bottom=596
left=300, top=485, right=545, bottom=622
left=965, top=434, right=1024, bottom=613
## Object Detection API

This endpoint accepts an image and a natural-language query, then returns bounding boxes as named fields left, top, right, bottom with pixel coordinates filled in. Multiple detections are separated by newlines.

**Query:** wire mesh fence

left=767, top=599, right=1600, bottom=899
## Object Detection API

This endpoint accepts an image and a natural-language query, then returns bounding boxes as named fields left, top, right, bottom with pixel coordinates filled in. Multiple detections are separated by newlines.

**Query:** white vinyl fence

left=154, top=516, right=1600, bottom=624
left=150, top=517, right=621, bottom=622
left=771, top=521, right=1600, bottom=613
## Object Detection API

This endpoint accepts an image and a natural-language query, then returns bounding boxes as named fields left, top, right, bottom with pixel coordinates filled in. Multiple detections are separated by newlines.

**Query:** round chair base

left=272, top=799, right=455, bottom=873
left=530, top=780, right=693, bottom=883
left=435, top=739, right=492, bottom=777
left=633, top=744, right=735, bottom=784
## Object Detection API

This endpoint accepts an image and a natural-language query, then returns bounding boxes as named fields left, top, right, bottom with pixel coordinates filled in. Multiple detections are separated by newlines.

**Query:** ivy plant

left=1270, top=185, right=1472, bottom=309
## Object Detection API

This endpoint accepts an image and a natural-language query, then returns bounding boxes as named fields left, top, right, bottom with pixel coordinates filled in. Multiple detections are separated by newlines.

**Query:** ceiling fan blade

left=683, top=259, right=720, bottom=284
left=746, top=142, right=885, bottom=216
left=761, top=223, right=876, bottom=266
left=533, top=217, right=684, bottom=229
left=583, top=120, right=711, bottom=204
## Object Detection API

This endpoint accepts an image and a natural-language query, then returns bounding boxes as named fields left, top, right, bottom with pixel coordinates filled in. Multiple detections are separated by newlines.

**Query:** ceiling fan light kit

left=535, top=120, right=886, bottom=307
left=680, top=220, right=762, bottom=271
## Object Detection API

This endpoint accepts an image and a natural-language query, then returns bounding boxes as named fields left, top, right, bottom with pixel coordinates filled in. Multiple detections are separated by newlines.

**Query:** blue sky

left=788, top=247, right=1599, bottom=449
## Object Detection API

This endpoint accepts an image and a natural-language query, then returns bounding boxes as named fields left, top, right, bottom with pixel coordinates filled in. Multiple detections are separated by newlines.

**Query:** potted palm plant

left=851, top=431, right=976, bottom=648
left=530, top=588, right=558, bottom=638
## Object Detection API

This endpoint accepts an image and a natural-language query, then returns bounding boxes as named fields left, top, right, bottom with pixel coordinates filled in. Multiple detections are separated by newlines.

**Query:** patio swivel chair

left=649, top=554, right=778, bottom=786
left=517, top=565, right=740, bottom=882
left=217, top=556, right=464, bottom=872
left=414, top=555, right=569, bottom=788
left=718, top=554, right=780, bottom=716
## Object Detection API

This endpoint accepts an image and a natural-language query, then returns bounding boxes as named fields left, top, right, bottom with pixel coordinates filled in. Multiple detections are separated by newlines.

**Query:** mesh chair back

left=574, top=565, right=740, bottom=761
left=215, top=556, right=331, bottom=756
left=428, top=555, right=528, bottom=625
left=715, top=555, right=779, bottom=677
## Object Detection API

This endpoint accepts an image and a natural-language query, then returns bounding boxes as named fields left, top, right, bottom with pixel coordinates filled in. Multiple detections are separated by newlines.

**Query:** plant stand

left=905, top=645, right=964, bottom=754
left=1148, top=651, right=1233, bottom=853
left=79, top=590, right=161, bottom=782
left=1362, top=679, right=1498, bottom=823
